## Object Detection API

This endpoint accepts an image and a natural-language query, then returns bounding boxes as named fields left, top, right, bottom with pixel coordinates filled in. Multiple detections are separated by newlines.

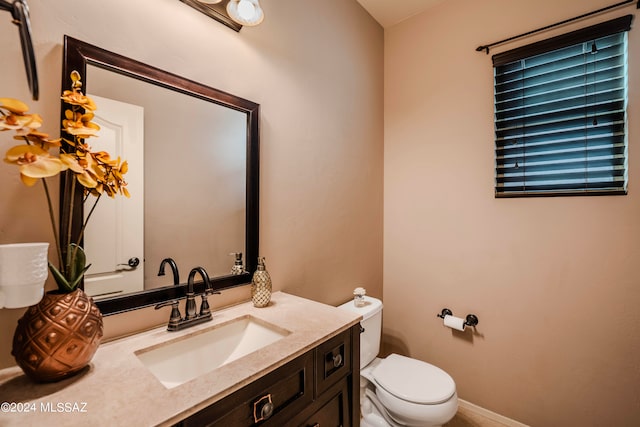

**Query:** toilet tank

left=337, top=295, right=382, bottom=367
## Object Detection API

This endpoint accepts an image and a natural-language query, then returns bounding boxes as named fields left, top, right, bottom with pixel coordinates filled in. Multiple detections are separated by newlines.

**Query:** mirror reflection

left=83, top=65, right=247, bottom=299
left=61, top=36, right=260, bottom=315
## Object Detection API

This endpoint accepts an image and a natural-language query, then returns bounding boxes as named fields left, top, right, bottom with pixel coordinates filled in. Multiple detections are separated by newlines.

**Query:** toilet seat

left=372, top=354, right=456, bottom=404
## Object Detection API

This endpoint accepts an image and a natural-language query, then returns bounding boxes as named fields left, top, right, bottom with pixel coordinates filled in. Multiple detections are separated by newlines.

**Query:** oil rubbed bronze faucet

left=158, top=258, right=180, bottom=286
left=155, top=266, right=220, bottom=331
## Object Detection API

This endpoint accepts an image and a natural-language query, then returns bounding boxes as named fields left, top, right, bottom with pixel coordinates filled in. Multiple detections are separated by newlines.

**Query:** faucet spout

left=158, top=258, right=180, bottom=285
left=187, top=266, right=211, bottom=293
left=156, top=266, right=218, bottom=331
left=186, top=267, right=211, bottom=319
left=189, top=267, right=220, bottom=318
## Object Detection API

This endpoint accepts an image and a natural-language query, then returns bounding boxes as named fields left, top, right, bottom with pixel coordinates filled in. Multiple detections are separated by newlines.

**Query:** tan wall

left=0, top=0, right=383, bottom=368
left=384, top=0, right=640, bottom=426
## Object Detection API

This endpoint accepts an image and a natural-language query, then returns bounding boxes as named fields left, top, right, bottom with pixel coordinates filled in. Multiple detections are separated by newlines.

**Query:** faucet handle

left=155, top=299, right=178, bottom=309
left=199, top=294, right=211, bottom=317
left=199, top=289, right=221, bottom=317
left=155, top=300, right=182, bottom=327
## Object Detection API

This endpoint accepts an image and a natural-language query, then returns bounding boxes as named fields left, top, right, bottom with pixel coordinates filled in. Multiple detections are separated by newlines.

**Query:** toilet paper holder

left=436, top=308, right=479, bottom=327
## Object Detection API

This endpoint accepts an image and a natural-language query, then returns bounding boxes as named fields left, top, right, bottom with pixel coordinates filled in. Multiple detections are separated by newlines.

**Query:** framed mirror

left=61, top=35, right=259, bottom=315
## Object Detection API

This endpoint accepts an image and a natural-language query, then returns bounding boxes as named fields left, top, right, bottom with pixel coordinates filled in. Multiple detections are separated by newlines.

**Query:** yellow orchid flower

left=16, top=131, right=62, bottom=149
left=61, top=71, right=97, bottom=111
left=61, top=90, right=97, bottom=112
left=59, top=153, right=84, bottom=173
left=62, top=108, right=100, bottom=138
left=0, top=97, right=42, bottom=135
left=93, top=151, right=119, bottom=167
left=0, top=97, right=29, bottom=114
left=119, top=160, right=129, bottom=175
left=64, top=121, right=100, bottom=138
left=0, top=112, right=43, bottom=135
left=59, top=153, right=99, bottom=189
left=4, top=145, right=67, bottom=186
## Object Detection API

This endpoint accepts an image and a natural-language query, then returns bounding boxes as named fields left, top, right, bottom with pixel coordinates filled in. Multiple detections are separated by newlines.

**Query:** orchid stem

left=76, top=193, right=101, bottom=248
left=41, top=178, right=63, bottom=270
left=65, top=174, right=76, bottom=274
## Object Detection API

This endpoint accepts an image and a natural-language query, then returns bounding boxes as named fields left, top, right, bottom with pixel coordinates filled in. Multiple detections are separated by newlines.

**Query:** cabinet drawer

left=315, top=329, right=351, bottom=395
left=177, top=349, right=314, bottom=427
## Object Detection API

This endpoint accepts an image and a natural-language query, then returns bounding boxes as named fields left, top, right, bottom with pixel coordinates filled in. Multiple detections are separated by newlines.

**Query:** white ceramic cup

left=0, top=243, right=49, bottom=309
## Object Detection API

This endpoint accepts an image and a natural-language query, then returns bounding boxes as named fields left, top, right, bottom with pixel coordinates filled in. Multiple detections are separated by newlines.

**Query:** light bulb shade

left=0, top=243, right=49, bottom=308
left=196, top=0, right=223, bottom=4
left=227, top=0, right=264, bottom=26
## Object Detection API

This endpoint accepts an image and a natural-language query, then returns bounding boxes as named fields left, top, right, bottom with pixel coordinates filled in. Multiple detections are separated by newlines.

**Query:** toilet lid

left=372, top=354, right=456, bottom=404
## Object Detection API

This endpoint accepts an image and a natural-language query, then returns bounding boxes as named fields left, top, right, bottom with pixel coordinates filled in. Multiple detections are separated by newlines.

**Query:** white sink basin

left=135, top=315, right=290, bottom=389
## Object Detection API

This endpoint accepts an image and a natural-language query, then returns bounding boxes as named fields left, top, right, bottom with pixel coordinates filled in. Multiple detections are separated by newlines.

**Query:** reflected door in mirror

left=83, top=95, right=145, bottom=299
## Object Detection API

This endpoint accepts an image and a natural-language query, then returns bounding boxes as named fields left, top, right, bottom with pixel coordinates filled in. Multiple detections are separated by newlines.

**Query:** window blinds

left=493, top=15, right=632, bottom=197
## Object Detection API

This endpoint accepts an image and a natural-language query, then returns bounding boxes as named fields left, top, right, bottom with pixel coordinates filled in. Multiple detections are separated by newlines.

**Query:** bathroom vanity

left=177, top=322, right=359, bottom=426
left=0, top=292, right=361, bottom=426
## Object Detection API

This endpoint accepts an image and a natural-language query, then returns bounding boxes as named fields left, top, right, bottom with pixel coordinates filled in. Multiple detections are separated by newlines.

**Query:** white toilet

left=338, top=296, right=458, bottom=427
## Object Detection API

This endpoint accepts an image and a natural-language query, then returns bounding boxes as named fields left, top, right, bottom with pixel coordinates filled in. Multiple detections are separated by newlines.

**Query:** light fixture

left=182, top=0, right=263, bottom=31
left=226, top=0, right=264, bottom=26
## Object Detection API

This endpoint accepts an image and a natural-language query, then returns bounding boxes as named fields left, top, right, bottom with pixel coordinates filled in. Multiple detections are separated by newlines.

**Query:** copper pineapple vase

left=11, top=288, right=104, bottom=382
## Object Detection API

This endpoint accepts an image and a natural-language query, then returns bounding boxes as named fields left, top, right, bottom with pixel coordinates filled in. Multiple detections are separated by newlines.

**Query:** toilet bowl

left=338, top=296, right=457, bottom=427
left=362, top=355, right=458, bottom=426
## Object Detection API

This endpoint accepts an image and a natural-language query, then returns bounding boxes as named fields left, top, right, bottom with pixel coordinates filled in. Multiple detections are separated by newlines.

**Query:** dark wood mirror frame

left=61, top=35, right=259, bottom=315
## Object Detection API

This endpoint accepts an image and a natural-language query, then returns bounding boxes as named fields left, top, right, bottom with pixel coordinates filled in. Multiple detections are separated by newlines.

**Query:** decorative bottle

left=230, top=252, right=245, bottom=275
left=353, top=287, right=366, bottom=307
left=251, top=257, right=272, bottom=308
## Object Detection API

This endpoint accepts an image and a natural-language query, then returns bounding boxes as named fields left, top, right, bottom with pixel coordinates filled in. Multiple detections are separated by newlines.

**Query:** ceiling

left=356, top=0, right=446, bottom=28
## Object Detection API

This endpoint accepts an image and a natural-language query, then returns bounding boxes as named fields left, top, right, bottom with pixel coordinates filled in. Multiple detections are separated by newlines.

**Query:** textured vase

left=251, top=257, right=272, bottom=308
left=11, top=288, right=103, bottom=382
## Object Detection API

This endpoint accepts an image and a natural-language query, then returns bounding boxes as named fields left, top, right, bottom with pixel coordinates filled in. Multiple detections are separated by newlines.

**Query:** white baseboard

left=458, top=399, right=529, bottom=427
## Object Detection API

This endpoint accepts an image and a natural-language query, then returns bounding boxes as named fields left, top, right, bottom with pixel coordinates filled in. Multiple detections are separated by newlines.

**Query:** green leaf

left=48, top=262, right=73, bottom=292
left=68, top=264, right=91, bottom=290
left=50, top=244, right=92, bottom=292
left=66, top=243, right=87, bottom=285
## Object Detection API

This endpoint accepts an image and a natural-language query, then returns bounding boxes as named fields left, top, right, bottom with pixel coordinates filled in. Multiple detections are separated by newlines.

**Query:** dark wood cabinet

left=299, top=380, right=351, bottom=427
left=175, top=324, right=360, bottom=427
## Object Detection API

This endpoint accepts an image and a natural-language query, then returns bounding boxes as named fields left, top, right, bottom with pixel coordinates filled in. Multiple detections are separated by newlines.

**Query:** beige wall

left=7, top=1, right=636, bottom=425
left=384, top=0, right=640, bottom=426
left=0, top=0, right=383, bottom=368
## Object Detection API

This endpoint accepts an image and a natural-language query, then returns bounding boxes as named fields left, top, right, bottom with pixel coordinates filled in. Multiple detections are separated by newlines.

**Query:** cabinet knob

left=253, top=394, right=274, bottom=423
left=332, top=353, right=343, bottom=368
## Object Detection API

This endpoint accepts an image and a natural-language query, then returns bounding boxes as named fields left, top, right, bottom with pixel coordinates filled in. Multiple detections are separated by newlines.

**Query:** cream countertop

left=0, top=292, right=361, bottom=426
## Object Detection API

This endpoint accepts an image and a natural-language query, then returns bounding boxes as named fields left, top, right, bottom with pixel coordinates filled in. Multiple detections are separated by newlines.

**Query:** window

left=493, top=15, right=632, bottom=197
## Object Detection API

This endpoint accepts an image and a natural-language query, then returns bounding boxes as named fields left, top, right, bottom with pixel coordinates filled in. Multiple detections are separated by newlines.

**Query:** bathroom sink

left=135, top=315, right=290, bottom=389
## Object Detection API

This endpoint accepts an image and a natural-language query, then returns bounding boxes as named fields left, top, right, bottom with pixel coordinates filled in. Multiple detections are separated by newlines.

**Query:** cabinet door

left=300, top=381, right=350, bottom=427
left=315, top=329, right=352, bottom=396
